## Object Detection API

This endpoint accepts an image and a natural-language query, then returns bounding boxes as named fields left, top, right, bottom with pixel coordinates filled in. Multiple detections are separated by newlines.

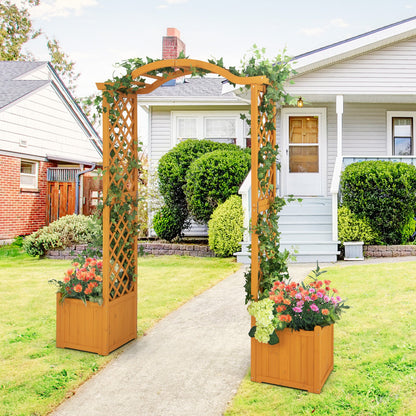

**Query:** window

left=387, top=112, right=416, bottom=156
left=20, top=160, right=38, bottom=189
left=392, top=117, right=412, bottom=155
left=172, top=112, right=248, bottom=147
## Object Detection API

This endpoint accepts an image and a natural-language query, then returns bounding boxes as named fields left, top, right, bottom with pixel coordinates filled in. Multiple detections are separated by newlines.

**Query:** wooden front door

left=283, top=111, right=326, bottom=196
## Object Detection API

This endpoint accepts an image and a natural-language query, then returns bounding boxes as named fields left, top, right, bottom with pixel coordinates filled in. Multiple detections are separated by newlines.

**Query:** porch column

left=336, top=95, right=343, bottom=156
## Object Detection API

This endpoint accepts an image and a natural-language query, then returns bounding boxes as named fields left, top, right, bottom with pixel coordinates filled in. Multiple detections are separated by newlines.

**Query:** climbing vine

left=95, top=46, right=296, bottom=294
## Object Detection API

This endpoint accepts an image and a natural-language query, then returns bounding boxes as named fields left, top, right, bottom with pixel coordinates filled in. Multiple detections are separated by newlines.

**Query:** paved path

left=52, top=267, right=251, bottom=416
left=52, top=257, right=416, bottom=416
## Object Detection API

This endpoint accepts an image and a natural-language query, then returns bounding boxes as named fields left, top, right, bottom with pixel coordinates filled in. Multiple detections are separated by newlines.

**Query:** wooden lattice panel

left=250, top=85, right=277, bottom=300
left=103, top=93, right=138, bottom=302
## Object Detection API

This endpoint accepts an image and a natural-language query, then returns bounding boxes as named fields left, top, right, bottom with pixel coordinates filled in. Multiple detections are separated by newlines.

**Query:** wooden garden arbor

left=96, top=59, right=276, bottom=355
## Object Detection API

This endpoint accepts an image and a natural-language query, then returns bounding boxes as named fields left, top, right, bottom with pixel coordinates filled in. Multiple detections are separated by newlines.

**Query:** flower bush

left=248, top=265, right=349, bottom=344
left=50, top=258, right=103, bottom=305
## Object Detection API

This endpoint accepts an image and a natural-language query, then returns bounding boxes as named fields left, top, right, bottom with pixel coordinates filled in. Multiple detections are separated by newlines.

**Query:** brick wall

left=364, top=245, right=416, bottom=257
left=0, top=155, right=55, bottom=240
left=162, top=28, right=185, bottom=59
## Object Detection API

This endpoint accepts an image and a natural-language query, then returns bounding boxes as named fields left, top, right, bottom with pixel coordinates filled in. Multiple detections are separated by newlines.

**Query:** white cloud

left=405, top=4, right=413, bottom=8
left=30, top=0, right=98, bottom=19
left=300, top=27, right=325, bottom=37
left=157, top=4, right=168, bottom=8
left=330, top=18, right=349, bottom=28
left=166, top=0, right=189, bottom=3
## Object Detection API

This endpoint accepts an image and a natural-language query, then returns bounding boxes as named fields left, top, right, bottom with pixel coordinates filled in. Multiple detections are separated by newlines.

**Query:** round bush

left=340, top=161, right=416, bottom=244
left=208, top=195, right=244, bottom=257
left=185, top=149, right=251, bottom=223
left=337, top=206, right=380, bottom=244
left=157, top=139, right=243, bottom=239
left=23, top=214, right=101, bottom=257
left=152, top=205, right=188, bottom=242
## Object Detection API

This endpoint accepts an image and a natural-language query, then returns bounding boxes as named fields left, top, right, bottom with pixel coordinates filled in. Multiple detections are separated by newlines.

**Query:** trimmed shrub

left=338, top=206, right=380, bottom=244
left=208, top=195, right=244, bottom=257
left=23, top=214, right=101, bottom=257
left=401, top=216, right=416, bottom=243
left=185, top=149, right=251, bottom=223
left=340, top=161, right=416, bottom=244
left=156, top=139, right=244, bottom=239
left=152, top=205, right=188, bottom=242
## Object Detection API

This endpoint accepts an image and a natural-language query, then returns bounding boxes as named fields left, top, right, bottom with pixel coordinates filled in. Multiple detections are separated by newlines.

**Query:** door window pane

left=289, top=146, right=319, bottom=173
left=289, top=117, right=318, bottom=144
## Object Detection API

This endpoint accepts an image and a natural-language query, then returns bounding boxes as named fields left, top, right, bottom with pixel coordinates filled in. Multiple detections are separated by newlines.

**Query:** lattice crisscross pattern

left=103, top=93, right=138, bottom=302
left=250, top=85, right=277, bottom=299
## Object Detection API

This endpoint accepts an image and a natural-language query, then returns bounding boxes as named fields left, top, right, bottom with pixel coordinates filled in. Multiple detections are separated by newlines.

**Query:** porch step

left=235, top=197, right=339, bottom=264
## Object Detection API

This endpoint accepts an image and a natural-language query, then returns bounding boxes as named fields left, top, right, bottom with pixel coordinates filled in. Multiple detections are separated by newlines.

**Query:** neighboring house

left=0, top=61, right=102, bottom=243
left=142, top=18, right=416, bottom=262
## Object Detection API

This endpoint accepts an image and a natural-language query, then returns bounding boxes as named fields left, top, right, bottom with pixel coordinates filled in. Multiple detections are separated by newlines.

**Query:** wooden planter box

left=56, top=292, right=137, bottom=355
left=251, top=325, right=334, bottom=393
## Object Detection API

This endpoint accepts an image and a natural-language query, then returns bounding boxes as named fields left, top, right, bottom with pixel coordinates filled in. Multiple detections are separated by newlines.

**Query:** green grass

left=225, top=261, right=416, bottom=416
left=0, top=251, right=239, bottom=416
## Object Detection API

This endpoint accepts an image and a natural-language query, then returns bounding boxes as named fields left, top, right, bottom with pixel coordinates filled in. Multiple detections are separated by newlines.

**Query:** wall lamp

left=297, top=97, right=304, bottom=108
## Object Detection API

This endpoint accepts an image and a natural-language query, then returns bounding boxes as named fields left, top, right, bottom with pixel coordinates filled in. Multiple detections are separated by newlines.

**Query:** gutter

left=75, top=164, right=96, bottom=215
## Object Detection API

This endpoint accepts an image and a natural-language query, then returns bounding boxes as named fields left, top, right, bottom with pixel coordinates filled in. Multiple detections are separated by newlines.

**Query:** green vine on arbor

left=95, top=46, right=296, bottom=292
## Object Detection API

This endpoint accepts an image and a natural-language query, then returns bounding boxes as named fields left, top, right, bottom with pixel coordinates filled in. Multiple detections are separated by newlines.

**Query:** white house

left=141, top=18, right=416, bottom=261
left=0, top=61, right=102, bottom=242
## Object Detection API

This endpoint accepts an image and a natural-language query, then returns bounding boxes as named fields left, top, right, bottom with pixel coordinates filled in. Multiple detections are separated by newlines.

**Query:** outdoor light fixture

left=297, top=97, right=304, bottom=108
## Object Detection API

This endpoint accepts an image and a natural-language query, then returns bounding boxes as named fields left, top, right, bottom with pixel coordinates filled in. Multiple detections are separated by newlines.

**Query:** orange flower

left=322, top=309, right=329, bottom=315
left=73, top=284, right=82, bottom=293
left=84, top=287, right=92, bottom=295
left=283, top=298, right=291, bottom=305
left=276, top=305, right=286, bottom=313
left=95, top=276, right=102, bottom=282
left=63, top=276, right=70, bottom=283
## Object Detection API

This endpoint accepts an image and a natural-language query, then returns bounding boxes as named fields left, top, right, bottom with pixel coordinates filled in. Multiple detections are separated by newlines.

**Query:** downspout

left=75, top=164, right=96, bottom=215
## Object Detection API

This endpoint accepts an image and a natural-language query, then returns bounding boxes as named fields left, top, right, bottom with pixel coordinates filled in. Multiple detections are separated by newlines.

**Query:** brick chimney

left=162, top=28, right=185, bottom=59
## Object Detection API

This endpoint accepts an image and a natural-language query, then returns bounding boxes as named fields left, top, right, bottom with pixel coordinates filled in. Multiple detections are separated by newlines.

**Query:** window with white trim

left=387, top=112, right=416, bottom=156
left=172, top=112, right=249, bottom=147
left=20, top=160, right=38, bottom=189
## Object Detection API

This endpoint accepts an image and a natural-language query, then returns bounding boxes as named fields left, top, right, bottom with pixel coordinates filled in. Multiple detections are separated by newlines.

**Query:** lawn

left=0, top=249, right=239, bottom=416
left=225, top=261, right=416, bottom=416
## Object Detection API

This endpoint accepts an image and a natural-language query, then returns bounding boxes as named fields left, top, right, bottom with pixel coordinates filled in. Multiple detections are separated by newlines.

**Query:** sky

left=16, top=0, right=416, bottom=98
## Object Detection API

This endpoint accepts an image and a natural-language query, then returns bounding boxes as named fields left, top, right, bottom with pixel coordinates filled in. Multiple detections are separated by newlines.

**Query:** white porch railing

left=330, top=155, right=416, bottom=241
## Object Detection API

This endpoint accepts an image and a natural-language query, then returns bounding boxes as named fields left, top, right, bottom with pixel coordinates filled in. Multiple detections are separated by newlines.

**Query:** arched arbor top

left=96, top=58, right=269, bottom=95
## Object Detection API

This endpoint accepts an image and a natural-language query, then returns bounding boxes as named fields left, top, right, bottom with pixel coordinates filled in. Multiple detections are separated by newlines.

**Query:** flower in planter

left=248, top=264, right=349, bottom=345
left=50, top=258, right=103, bottom=305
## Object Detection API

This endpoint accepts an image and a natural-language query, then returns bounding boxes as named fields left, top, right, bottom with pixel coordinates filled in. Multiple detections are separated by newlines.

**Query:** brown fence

left=46, top=182, right=76, bottom=224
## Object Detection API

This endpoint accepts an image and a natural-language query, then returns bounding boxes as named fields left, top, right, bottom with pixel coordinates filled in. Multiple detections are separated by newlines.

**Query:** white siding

left=19, top=66, right=50, bottom=81
left=0, top=85, right=100, bottom=162
left=149, top=109, right=171, bottom=169
left=288, top=37, right=416, bottom=95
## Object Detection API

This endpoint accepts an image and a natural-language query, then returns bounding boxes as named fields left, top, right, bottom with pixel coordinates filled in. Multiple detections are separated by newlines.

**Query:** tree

left=47, top=37, right=80, bottom=95
left=0, top=0, right=40, bottom=60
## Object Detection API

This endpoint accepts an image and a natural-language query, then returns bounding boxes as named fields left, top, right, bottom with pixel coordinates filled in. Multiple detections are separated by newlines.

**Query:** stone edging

left=46, top=243, right=215, bottom=260
left=364, top=244, right=416, bottom=257
left=138, top=242, right=215, bottom=257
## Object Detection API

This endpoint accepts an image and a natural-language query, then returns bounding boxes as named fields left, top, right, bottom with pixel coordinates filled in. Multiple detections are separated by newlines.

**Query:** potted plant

left=248, top=265, right=349, bottom=393
left=50, top=258, right=108, bottom=354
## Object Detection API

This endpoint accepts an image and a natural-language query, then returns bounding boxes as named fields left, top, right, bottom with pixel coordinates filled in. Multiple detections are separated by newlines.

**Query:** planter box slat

left=56, top=292, right=137, bottom=355
left=251, top=325, right=333, bottom=393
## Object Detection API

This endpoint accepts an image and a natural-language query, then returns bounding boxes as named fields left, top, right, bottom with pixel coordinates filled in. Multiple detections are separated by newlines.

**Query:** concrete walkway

left=52, top=257, right=416, bottom=416
left=52, top=267, right=252, bottom=416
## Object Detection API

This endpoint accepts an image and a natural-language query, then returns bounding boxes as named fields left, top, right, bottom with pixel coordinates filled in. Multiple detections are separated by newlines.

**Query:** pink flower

left=293, top=306, right=303, bottom=313
left=310, top=304, right=319, bottom=312
left=324, top=295, right=330, bottom=302
left=309, top=288, right=316, bottom=293
left=296, top=300, right=304, bottom=307
left=295, top=293, right=302, bottom=300
left=317, top=292, right=324, bottom=298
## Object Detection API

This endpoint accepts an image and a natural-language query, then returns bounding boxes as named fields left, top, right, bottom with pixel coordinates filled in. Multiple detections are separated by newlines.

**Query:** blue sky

left=20, top=0, right=416, bottom=97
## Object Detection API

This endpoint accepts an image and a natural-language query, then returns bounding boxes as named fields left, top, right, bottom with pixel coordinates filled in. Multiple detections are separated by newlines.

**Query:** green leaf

left=268, top=331, right=279, bottom=345
left=248, top=326, right=257, bottom=338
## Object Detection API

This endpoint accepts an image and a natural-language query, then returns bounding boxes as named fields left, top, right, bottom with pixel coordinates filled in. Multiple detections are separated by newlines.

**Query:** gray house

left=141, top=17, right=416, bottom=262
